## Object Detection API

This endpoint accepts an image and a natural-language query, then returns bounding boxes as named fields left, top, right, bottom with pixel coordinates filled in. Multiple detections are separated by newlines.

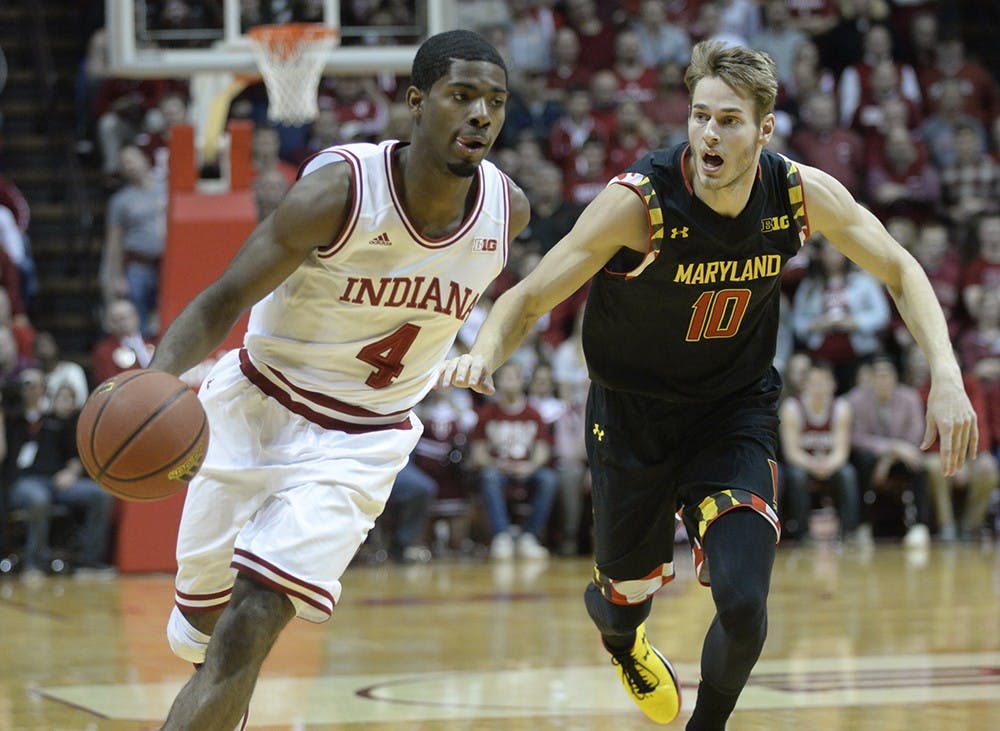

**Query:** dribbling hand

left=435, top=354, right=495, bottom=395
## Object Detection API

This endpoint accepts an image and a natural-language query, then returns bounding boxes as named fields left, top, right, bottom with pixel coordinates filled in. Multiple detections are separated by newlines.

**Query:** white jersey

left=243, top=140, right=511, bottom=428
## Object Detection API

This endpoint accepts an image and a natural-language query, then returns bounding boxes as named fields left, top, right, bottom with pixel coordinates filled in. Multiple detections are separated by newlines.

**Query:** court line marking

left=37, top=652, right=1000, bottom=724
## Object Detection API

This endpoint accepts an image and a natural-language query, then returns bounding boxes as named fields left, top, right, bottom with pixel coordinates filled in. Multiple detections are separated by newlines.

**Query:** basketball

left=76, top=369, right=210, bottom=502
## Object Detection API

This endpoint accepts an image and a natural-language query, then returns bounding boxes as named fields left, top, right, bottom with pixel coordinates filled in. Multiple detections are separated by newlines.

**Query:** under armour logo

left=670, top=227, right=689, bottom=239
left=592, top=423, right=605, bottom=441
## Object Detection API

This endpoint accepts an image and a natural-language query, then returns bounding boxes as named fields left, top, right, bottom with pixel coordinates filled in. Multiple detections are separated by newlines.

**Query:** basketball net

left=247, top=23, right=340, bottom=125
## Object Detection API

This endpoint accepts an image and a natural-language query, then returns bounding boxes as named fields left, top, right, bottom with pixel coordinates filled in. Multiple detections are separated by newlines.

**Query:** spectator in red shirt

left=564, top=136, right=614, bottom=207
left=605, top=100, right=656, bottom=174
left=547, top=87, right=608, bottom=169
left=544, top=27, right=592, bottom=104
left=852, top=60, right=923, bottom=155
left=561, top=0, right=618, bottom=74
left=790, top=92, right=866, bottom=197
left=838, top=24, right=922, bottom=131
left=919, top=35, right=1000, bottom=126
left=470, top=361, right=559, bottom=560
left=865, top=124, right=941, bottom=222
left=609, top=29, right=658, bottom=105
left=316, top=76, right=390, bottom=142
left=90, top=298, right=155, bottom=385
left=588, top=70, right=623, bottom=132
left=901, top=220, right=966, bottom=345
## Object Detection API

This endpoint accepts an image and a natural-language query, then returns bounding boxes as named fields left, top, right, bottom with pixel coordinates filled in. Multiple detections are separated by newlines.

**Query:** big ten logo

left=761, top=215, right=790, bottom=232
left=473, top=238, right=498, bottom=252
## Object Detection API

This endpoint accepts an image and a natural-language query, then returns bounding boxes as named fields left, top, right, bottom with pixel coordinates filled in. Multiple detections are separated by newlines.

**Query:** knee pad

left=166, top=605, right=212, bottom=664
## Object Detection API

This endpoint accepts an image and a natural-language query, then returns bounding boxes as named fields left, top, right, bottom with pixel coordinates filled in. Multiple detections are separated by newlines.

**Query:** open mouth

left=457, top=136, right=488, bottom=154
left=702, top=150, right=724, bottom=172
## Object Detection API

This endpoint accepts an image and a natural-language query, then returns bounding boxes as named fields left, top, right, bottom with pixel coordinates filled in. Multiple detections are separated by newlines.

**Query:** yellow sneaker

left=606, top=622, right=681, bottom=724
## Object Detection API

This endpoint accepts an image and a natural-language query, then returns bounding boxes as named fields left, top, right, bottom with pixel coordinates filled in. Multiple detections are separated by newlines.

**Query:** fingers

left=920, top=417, right=937, bottom=452
left=938, top=413, right=976, bottom=477
left=436, top=354, right=495, bottom=394
left=434, top=360, right=456, bottom=390
left=947, top=416, right=972, bottom=476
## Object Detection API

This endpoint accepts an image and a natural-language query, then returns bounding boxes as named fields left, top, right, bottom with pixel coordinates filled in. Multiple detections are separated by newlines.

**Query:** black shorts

left=585, top=376, right=782, bottom=605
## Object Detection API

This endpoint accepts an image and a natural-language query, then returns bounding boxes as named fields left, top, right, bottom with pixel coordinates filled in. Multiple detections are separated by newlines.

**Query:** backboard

left=105, top=0, right=448, bottom=77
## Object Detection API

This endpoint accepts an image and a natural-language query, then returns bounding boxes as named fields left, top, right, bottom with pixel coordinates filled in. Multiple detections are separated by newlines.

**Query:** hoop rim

left=246, top=22, right=340, bottom=47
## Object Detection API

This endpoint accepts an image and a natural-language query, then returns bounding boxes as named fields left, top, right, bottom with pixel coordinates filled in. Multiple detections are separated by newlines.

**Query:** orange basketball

left=76, top=369, right=209, bottom=501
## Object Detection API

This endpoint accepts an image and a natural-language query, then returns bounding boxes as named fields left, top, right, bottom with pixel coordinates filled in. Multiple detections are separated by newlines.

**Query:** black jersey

left=582, top=144, right=809, bottom=402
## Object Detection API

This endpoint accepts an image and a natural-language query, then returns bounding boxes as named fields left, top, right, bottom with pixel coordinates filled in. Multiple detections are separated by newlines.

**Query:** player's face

left=410, top=59, right=508, bottom=178
left=688, top=77, right=773, bottom=195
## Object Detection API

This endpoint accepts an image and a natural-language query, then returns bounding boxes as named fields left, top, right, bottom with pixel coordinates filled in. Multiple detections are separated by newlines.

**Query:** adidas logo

left=368, top=232, right=392, bottom=246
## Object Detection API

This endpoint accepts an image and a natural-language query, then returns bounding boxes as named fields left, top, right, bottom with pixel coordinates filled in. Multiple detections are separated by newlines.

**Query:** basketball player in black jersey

left=439, top=41, right=977, bottom=729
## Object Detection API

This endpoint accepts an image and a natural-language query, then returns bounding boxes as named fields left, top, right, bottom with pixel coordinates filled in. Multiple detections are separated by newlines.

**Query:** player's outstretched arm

left=437, top=183, right=649, bottom=393
left=150, top=164, right=353, bottom=378
left=800, top=163, right=977, bottom=476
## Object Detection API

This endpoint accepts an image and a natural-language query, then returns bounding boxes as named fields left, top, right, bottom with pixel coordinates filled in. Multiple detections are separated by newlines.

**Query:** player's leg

left=584, top=383, right=681, bottom=724
left=686, top=508, right=776, bottom=731
left=676, top=386, right=782, bottom=730
left=161, top=577, right=294, bottom=731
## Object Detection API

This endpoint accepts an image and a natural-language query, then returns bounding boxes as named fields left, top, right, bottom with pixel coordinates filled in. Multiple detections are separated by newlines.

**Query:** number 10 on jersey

left=685, top=289, right=752, bottom=341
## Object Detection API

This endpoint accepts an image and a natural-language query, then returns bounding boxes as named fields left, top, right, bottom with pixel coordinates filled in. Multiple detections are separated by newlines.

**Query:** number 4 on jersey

left=356, top=323, right=421, bottom=388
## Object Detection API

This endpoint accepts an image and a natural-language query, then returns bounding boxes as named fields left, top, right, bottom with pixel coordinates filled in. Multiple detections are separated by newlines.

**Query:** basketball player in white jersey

left=149, top=30, right=527, bottom=731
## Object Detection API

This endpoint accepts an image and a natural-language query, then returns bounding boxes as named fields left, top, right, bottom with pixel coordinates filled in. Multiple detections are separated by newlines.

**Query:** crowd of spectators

left=2, top=0, right=999, bottom=574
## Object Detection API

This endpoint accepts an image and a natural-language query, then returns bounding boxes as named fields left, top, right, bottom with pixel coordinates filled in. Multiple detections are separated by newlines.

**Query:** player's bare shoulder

left=792, top=161, right=858, bottom=235
left=272, top=158, right=355, bottom=253
left=506, top=176, right=531, bottom=241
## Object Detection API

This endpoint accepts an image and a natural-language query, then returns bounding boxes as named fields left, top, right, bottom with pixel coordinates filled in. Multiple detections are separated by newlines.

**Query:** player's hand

left=922, top=377, right=978, bottom=477
left=436, top=354, right=495, bottom=395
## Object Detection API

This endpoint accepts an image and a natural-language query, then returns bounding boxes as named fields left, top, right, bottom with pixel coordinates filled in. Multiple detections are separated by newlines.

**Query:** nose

left=467, top=97, right=491, bottom=127
left=703, top=118, right=720, bottom=144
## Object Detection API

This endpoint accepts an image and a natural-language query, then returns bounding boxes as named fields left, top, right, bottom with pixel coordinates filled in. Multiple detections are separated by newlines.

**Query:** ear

left=405, top=86, right=423, bottom=119
left=759, top=113, right=775, bottom=144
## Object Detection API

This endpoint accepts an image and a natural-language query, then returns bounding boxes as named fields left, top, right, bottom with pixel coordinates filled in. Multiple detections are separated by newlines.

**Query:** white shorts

left=174, top=349, right=422, bottom=623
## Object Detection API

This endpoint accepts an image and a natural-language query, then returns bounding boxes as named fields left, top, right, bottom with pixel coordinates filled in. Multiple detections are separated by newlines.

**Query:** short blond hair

left=684, top=42, right=778, bottom=123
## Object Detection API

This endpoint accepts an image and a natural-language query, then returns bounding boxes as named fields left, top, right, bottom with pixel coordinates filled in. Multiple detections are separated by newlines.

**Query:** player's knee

left=221, top=577, right=296, bottom=653
left=166, top=605, right=212, bottom=664
left=716, top=585, right=768, bottom=640
left=584, top=582, right=651, bottom=638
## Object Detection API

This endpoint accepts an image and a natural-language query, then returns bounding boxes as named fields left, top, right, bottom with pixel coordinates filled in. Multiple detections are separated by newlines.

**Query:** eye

left=693, top=112, right=709, bottom=122
left=724, top=117, right=741, bottom=126
left=452, top=91, right=468, bottom=102
left=491, top=97, right=506, bottom=107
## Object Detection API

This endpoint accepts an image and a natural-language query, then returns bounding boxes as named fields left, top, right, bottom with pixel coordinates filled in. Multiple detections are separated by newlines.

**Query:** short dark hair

left=410, top=30, right=507, bottom=92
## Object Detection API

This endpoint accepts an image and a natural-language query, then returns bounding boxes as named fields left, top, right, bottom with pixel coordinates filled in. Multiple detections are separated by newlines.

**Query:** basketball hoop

left=247, top=23, right=340, bottom=125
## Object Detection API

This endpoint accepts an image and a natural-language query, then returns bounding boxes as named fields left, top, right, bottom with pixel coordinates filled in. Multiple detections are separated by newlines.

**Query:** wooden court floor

left=1, top=541, right=998, bottom=730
